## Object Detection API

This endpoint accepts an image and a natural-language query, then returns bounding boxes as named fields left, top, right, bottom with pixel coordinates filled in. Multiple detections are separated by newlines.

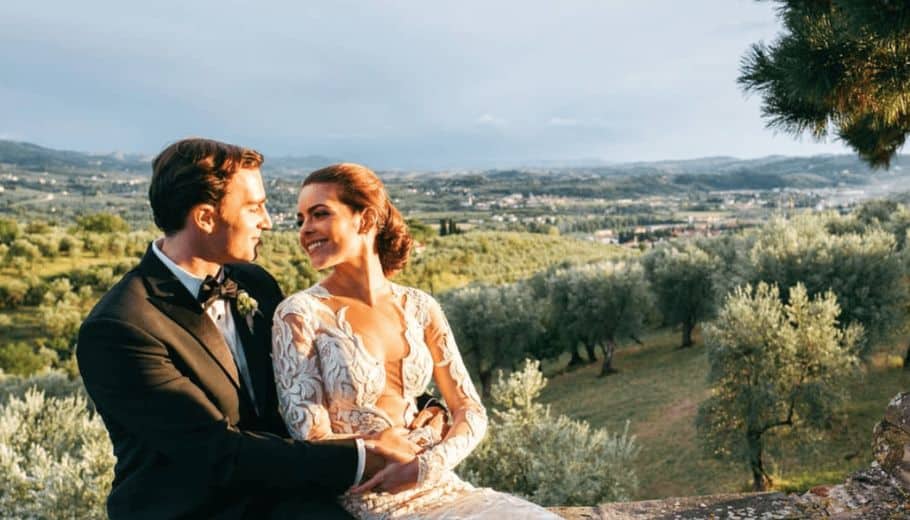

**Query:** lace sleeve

left=271, top=296, right=333, bottom=441
left=414, top=293, right=488, bottom=485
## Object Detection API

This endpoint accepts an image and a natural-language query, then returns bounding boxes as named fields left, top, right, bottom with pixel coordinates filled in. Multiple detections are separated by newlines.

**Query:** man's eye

left=296, top=219, right=304, bottom=228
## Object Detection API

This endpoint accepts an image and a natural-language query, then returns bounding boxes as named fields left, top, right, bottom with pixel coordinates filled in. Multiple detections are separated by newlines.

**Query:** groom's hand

left=350, top=460, right=419, bottom=495
left=363, top=428, right=421, bottom=463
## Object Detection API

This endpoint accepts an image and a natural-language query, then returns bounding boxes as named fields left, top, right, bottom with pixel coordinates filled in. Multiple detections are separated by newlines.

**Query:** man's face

left=211, top=168, right=271, bottom=263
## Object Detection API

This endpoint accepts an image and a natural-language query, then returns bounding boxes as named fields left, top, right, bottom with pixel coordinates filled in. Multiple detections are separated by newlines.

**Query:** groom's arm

left=77, top=316, right=359, bottom=495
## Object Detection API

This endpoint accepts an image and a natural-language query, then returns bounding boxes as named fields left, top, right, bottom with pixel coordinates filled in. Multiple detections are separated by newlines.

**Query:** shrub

left=24, top=221, right=52, bottom=234
left=0, top=280, right=29, bottom=309
left=57, top=235, right=81, bottom=256
left=0, top=371, right=85, bottom=402
left=6, top=239, right=41, bottom=261
left=0, top=388, right=113, bottom=519
left=0, top=218, right=18, bottom=245
left=75, top=213, right=129, bottom=233
left=460, top=360, right=640, bottom=506
left=0, top=343, right=57, bottom=376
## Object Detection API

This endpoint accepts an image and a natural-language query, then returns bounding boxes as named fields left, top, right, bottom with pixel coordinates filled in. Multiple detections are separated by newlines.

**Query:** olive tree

left=552, top=262, right=652, bottom=376
left=441, top=282, right=544, bottom=397
left=525, top=264, right=593, bottom=366
left=643, top=243, right=719, bottom=348
left=697, top=283, right=861, bottom=491
left=750, top=214, right=907, bottom=353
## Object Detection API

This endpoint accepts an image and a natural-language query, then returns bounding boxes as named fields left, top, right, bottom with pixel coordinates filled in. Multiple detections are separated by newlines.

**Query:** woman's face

left=296, top=182, right=366, bottom=270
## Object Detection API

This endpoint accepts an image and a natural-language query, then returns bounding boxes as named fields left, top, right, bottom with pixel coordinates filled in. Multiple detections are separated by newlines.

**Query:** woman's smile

left=306, top=238, right=329, bottom=254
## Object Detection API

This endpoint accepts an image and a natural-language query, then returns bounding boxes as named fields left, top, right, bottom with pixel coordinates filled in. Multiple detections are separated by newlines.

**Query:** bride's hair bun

left=303, top=163, right=412, bottom=276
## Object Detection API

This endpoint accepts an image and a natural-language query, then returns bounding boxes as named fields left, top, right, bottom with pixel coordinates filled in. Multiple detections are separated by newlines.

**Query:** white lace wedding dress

left=272, top=283, right=560, bottom=519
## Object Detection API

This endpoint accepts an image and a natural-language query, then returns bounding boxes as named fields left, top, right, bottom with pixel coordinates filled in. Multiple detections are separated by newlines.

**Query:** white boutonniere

left=236, top=290, right=261, bottom=331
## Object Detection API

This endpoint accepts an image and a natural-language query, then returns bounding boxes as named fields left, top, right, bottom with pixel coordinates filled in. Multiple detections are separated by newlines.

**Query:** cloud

left=475, top=114, right=508, bottom=127
left=548, top=117, right=579, bottom=127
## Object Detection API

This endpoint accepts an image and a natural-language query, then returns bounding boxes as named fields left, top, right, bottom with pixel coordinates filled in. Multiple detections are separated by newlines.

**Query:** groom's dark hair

left=149, top=137, right=264, bottom=235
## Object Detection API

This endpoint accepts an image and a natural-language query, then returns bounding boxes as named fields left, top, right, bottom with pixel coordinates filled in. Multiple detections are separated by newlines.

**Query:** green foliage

left=6, top=238, right=41, bottom=261
left=537, top=261, right=653, bottom=374
left=405, top=217, right=436, bottom=244
left=396, top=231, right=623, bottom=294
left=0, top=388, right=113, bottom=519
left=57, top=235, right=81, bottom=256
left=461, top=360, right=639, bottom=506
left=697, top=283, right=861, bottom=490
left=0, top=218, right=18, bottom=245
left=254, top=231, right=320, bottom=295
left=740, top=1, right=910, bottom=168
left=749, top=213, right=908, bottom=350
left=76, top=212, right=130, bottom=233
left=0, top=343, right=57, bottom=376
left=441, top=282, right=543, bottom=397
left=0, top=280, right=29, bottom=309
left=24, top=220, right=52, bottom=234
left=643, top=243, right=720, bottom=347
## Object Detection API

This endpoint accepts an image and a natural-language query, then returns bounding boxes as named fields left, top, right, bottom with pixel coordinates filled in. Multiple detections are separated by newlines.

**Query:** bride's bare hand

left=350, top=459, right=419, bottom=495
left=408, top=406, right=449, bottom=440
left=362, top=428, right=421, bottom=464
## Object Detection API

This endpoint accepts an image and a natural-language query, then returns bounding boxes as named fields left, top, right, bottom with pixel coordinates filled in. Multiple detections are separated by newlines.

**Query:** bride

left=271, top=163, right=559, bottom=519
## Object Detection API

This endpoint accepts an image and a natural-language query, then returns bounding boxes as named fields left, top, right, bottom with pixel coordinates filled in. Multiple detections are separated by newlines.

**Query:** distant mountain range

left=1, top=139, right=908, bottom=191
left=0, top=140, right=342, bottom=177
left=0, top=140, right=151, bottom=174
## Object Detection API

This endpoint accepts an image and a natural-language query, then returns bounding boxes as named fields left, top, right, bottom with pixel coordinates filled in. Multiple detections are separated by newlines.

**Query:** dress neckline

left=305, top=282, right=419, bottom=366
left=307, top=281, right=404, bottom=302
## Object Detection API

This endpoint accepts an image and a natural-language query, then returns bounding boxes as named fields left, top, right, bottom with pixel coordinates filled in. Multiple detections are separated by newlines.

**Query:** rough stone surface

left=873, top=392, right=910, bottom=491
left=551, top=492, right=801, bottom=519
left=792, top=464, right=909, bottom=519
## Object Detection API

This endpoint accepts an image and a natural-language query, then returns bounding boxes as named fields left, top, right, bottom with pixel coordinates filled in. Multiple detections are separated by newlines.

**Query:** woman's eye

left=295, top=219, right=304, bottom=228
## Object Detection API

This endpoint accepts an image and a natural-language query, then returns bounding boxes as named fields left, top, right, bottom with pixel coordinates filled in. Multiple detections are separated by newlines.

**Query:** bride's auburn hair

left=303, top=163, right=412, bottom=276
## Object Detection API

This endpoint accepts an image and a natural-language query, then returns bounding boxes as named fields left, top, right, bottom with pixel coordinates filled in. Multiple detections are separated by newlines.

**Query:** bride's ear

left=358, top=207, right=380, bottom=234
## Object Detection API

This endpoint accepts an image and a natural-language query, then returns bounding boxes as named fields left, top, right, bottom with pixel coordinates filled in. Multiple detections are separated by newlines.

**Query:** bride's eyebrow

left=297, top=204, right=330, bottom=219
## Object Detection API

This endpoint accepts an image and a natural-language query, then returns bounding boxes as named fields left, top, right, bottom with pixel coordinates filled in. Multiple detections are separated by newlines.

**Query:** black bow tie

left=197, top=274, right=239, bottom=308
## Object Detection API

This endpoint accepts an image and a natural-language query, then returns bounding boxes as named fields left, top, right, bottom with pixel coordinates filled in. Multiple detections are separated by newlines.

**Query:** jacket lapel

left=226, top=268, right=271, bottom=417
left=139, top=248, right=241, bottom=389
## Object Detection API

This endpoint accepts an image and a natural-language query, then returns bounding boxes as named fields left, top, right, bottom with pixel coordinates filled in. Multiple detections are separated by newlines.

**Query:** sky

left=0, top=1, right=855, bottom=169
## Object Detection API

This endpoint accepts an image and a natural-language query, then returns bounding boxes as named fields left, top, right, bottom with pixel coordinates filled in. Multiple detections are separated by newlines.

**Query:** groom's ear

left=191, top=203, right=218, bottom=234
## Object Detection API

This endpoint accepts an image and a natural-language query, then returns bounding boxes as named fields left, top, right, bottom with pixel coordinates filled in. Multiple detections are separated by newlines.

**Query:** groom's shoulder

left=84, top=267, right=149, bottom=323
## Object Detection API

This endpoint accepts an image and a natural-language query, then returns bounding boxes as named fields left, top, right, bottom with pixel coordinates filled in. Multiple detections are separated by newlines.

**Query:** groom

left=78, top=138, right=403, bottom=519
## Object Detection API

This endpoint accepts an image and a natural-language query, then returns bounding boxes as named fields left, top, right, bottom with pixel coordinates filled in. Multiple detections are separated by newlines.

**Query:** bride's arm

left=414, top=294, right=488, bottom=485
left=271, top=298, right=334, bottom=441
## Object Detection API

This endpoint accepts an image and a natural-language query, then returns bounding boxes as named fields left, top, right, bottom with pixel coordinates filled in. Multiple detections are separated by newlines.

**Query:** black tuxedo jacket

left=77, top=247, right=358, bottom=520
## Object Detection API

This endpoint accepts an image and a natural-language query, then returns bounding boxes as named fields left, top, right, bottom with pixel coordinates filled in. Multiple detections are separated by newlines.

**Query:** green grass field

left=538, top=328, right=910, bottom=500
